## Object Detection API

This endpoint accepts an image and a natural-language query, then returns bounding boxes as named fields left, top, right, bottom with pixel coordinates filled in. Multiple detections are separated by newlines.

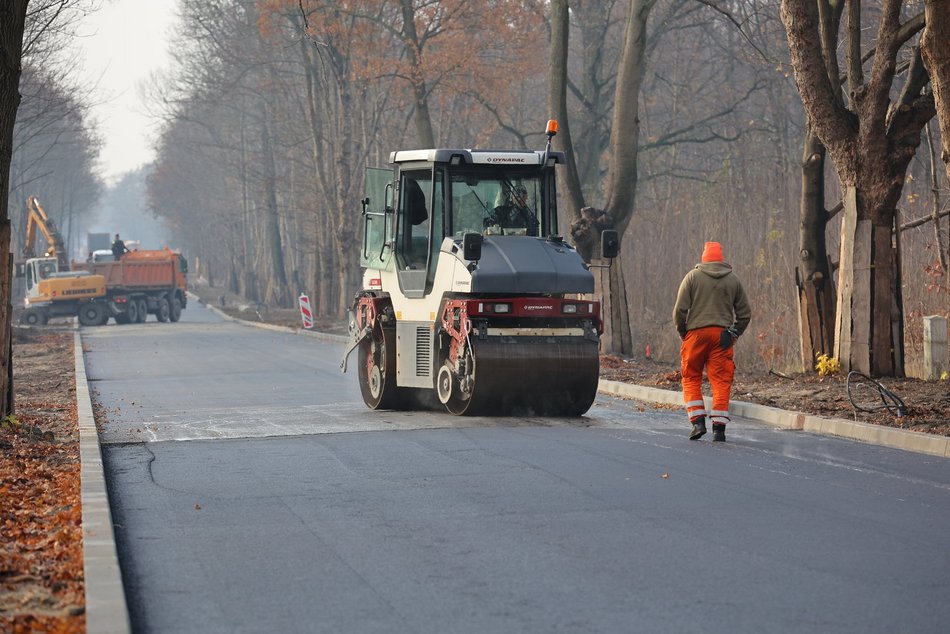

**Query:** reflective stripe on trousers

left=680, top=326, right=735, bottom=424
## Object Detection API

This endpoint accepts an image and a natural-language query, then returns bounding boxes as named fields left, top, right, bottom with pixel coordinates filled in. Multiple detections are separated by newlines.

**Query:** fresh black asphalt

left=84, top=303, right=950, bottom=633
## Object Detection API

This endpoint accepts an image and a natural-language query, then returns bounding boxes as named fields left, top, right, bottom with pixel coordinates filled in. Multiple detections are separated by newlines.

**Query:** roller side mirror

left=462, top=232, right=483, bottom=262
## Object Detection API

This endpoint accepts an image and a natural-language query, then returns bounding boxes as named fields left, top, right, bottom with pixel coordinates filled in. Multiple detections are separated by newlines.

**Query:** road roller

left=341, top=121, right=617, bottom=416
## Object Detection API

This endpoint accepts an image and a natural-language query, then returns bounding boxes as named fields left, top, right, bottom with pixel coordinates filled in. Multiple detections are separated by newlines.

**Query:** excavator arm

left=23, top=197, right=69, bottom=268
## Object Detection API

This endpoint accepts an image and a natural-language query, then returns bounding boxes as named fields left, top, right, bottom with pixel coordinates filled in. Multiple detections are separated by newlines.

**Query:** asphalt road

left=83, top=302, right=950, bottom=633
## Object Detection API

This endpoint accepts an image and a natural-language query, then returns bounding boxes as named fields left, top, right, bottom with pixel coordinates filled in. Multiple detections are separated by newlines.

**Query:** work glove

left=719, top=326, right=739, bottom=349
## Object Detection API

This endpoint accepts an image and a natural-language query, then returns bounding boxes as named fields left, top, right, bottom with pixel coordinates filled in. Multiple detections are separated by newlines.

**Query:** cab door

left=362, top=167, right=394, bottom=271
left=396, top=167, right=442, bottom=298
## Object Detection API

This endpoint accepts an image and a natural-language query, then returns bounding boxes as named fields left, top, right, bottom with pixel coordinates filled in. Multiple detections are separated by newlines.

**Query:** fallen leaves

left=1, top=330, right=85, bottom=633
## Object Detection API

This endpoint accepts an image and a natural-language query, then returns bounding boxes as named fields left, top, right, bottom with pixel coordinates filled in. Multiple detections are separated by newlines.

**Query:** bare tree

left=0, top=0, right=29, bottom=415
left=781, top=0, right=935, bottom=376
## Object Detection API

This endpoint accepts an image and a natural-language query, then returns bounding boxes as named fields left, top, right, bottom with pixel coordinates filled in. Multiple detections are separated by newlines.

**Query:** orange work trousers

left=680, top=326, right=735, bottom=426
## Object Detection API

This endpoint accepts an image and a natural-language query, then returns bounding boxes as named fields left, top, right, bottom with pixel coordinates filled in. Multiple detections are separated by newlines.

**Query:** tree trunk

left=920, top=0, right=950, bottom=187
left=0, top=0, right=28, bottom=416
left=399, top=0, right=435, bottom=148
left=260, top=112, right=290, bottom=307
left=606, top=252, right=633, bottom=357
left=782, top=0, right=933, bottom=376
left=547, top=0, right=585, bottom=232
left=797, top=129, right=836, bottom=370
left=600, top=0, right=652, bottom=354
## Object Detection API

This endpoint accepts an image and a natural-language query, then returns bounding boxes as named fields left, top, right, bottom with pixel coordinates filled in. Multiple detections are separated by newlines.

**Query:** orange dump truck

left=74, top=248, right=189, bottom=325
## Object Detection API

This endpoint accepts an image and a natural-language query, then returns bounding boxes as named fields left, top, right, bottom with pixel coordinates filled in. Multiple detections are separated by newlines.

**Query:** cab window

left=396, top=170, right=432, bottom=272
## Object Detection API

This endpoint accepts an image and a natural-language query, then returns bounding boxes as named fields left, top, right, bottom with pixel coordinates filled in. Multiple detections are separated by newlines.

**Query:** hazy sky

left=68, top=0, right=178, bottom=183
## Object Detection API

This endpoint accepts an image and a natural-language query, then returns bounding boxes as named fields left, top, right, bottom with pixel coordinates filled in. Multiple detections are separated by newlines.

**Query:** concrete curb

left=599, top=379, right=950, bottom=459
left=75, top=331, right=131, bottom=633
left=190, top=292, right=349, bottom=344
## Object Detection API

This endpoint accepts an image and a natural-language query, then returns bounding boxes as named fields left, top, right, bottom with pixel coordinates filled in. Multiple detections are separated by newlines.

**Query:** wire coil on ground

left=846, top=371, right=908, bottom=419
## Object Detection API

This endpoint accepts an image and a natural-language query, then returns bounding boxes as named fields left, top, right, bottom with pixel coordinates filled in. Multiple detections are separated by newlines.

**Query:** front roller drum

left=439, top=338, right=600, bottom=416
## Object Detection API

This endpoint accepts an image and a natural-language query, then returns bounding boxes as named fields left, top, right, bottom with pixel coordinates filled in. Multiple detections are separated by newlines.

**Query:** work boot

left=712, top=423, right=726, bottom=442
left=689, top=416, right=707, bottom=440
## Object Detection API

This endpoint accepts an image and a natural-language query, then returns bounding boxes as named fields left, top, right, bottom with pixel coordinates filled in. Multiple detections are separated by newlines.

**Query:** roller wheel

left=21, top=308, right=48, bottom=326
left=440, top=339, right=599, bottom=417
left=156, top=297, right=170, bottom=322
left=358, top=325, right=407, bottom=410
left=78, top=302, right=107, bottom=327
left=169, top=297, right=182, bottom=322
left=438, top=355, right=486, bottom=416
left=136, top=298, right=148, bottom=323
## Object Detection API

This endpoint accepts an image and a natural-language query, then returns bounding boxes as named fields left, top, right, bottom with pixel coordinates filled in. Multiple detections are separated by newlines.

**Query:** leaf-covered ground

left=1, top=329, right=84, bottom=633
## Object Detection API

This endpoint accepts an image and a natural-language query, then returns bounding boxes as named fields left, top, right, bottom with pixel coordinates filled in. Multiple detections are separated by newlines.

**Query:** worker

left=405, top=179, right=428, bottom=225
left=486, top=183, right=535, bottom=231
left=672, top=241, right=751, bottom=442
left=112, top=234, right=129, bottom=260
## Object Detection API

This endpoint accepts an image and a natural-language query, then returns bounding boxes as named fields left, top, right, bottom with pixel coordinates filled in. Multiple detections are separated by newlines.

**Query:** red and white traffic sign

left=298, top=293, right=314, bottom=329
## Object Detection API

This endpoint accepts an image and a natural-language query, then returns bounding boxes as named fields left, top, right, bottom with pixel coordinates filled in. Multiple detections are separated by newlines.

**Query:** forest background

left=3, top=0, right=949, bottom=385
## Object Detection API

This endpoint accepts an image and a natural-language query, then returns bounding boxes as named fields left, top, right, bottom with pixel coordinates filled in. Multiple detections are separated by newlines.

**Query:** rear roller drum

left=358, top=326, right=408, bottom=410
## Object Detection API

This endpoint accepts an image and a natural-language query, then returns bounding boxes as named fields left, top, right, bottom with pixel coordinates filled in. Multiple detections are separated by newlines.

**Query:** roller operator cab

left=342, top=121, right=618, bottom=416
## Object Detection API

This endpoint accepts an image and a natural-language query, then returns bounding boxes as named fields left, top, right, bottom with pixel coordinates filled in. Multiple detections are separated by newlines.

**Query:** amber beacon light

left=546, top=119, right=558, bottom=138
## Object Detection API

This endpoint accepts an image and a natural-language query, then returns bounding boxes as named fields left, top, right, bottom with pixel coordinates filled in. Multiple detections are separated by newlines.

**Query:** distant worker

left=672, top=241, right=751, bottom=442
left=111, top=234, right=129, bottom=260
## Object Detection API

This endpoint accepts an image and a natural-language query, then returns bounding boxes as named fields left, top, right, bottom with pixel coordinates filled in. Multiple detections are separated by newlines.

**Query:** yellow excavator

left=18, top=197, right=106, bottom=326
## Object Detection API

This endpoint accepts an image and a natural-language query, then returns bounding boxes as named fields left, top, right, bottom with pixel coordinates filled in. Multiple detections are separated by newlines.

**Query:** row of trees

left=1, top=0, right=103, bottom=414
left=147, top=0, right=949, bottom=379
left=148, top=0, right=551, bottom=315
left=1, top=1, right=948, bottom=417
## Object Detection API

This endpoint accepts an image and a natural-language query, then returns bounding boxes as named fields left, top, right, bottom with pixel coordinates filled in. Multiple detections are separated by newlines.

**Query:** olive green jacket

left=673, top=262, right=751, bottom=338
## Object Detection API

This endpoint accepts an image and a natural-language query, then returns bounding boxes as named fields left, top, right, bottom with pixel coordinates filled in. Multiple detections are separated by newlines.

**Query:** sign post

left=298, top=293, right=314, bottom=329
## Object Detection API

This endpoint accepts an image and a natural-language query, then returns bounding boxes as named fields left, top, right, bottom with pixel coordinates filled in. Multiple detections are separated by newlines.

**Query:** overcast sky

left=68, top=0, right=178, bottom=184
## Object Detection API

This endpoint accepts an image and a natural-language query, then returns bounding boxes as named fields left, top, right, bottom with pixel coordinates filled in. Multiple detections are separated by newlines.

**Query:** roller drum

left=451, top=337, right=599, bottom=416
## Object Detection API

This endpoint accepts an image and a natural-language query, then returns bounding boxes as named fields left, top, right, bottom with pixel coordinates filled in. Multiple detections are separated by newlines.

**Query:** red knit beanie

left=702, top=241, right=724, bottom=263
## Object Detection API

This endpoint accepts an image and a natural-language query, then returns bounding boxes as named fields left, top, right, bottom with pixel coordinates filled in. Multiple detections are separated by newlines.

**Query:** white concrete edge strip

left=598, top=379, right=950, bottom=459
left=76, top=331, right=132, bottom=633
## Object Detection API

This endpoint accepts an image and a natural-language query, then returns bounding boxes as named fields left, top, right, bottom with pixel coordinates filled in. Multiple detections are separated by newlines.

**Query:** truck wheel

left=156, top=297, right=170, bottom=322
left=21, top=308, right=48, bottom=326
left=169, top=297, right=182, bottom=322
left=126, top=300, right=139, bottom=323
left=136, top=298, right=148, bottom=323
left=78, top=303, right=107, bottom=327
left=115, top=312, right=131, bottom=325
